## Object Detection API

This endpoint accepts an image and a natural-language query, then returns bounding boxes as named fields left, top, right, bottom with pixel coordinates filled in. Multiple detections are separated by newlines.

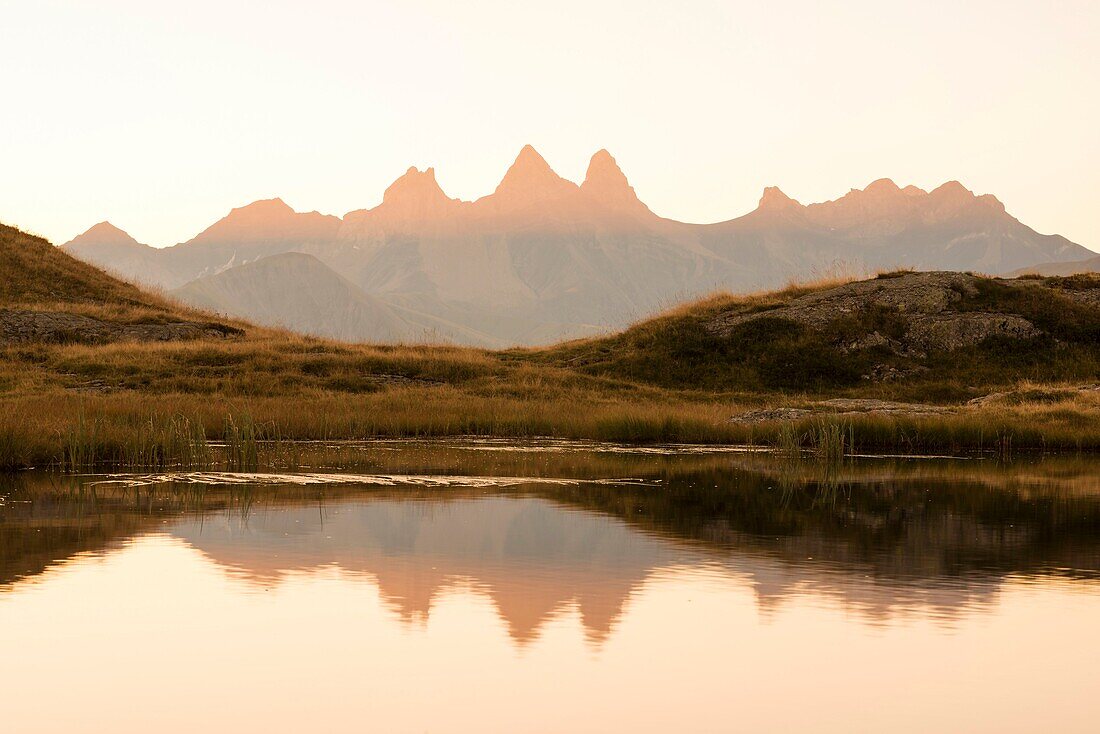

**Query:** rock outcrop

left=708, top=271, right=1045, bottom=354
left=730, top=399, right=958, bottom=424
left=0, top=309, right=241, bottom=345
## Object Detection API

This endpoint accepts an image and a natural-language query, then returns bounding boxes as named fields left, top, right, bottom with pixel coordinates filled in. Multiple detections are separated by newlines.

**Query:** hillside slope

left=2, top=223, right=161, bottom=308
left=534, top=271, right=1100, bottom=400
left=0, top=223, right=239, bottom=344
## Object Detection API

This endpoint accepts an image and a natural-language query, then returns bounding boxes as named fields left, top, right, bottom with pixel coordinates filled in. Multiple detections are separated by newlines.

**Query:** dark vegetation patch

left=537, top=311, right=878, bottom=392
left=955, top=278, right=1100, bottom=344
left=323, top=375, right=384, bottom=393
left=824, top=303, right=909, bottom=342
left=179, top=349, right=248, bottom=368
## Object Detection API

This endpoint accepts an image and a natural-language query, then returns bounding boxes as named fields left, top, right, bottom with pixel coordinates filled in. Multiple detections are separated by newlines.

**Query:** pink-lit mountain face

left=62, top=147, right=1093, bottom=346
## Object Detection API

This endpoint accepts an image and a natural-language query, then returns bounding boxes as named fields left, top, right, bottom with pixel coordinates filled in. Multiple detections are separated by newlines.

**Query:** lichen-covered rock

left=906, top=313, right=1039, bottom=352
left=707, top=271, right=1045, bottom=357
left=709, top=272, right=981, bottom=335
left=0, top=309, right=241, bottom=345
left=729, top=398, right=957, bottom=424
left=728, top=408, right=813, bottom=424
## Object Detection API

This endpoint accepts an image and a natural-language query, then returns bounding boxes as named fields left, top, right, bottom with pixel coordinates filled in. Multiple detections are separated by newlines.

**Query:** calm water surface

left=2, top=440, right=1099, bottom=733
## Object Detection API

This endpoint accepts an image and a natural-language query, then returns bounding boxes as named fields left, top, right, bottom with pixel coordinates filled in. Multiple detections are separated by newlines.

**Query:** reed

left=809, top=419, right=851, bottom=463
left=774, top=422, right=803, bottom=458
left=0, top=409, right=31, bottom=470
left=62, top=409, right=99, bottom=472
left=2, top=384, right=1100, bottom=473
left=222, top=413, right=262, bottom=472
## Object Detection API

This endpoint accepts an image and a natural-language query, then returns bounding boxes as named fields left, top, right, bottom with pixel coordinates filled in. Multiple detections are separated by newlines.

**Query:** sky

left=2, top=0, right=1098, bottom=251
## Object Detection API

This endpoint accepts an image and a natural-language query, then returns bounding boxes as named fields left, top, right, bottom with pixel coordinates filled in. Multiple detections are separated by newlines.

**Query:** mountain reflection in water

left=3, top=445, right=1100, bottom=641
left=4, top=445, right=1100, bottom=733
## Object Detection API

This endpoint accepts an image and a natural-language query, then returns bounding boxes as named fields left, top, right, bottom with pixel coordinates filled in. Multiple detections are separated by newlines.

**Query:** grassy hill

left=0, top=223, right=161, bottom=309
left=535, top=270, right=1100, bottom=401
left=0, top=223, right=241, bottom=343
left=2, top=225, right=1100, bottom=469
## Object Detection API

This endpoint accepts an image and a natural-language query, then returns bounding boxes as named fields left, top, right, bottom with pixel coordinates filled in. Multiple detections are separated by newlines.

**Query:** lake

left=2, top=439, right=1099, bottom=733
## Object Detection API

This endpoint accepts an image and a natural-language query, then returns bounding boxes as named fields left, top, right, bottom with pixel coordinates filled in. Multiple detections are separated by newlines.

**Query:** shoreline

left=3, top=388, right=1099, bottom=472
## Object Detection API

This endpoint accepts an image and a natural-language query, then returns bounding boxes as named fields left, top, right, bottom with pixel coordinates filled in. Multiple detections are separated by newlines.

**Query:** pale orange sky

left=3, top=0, right=1098, bottom=251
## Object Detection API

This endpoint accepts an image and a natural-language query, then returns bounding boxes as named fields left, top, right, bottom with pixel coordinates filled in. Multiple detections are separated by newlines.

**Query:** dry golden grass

left=3, top=222, right=1100, bottom=469
left=4, top=376, right=1100, bottom=471
left=0, top=223, right=165, bottom=309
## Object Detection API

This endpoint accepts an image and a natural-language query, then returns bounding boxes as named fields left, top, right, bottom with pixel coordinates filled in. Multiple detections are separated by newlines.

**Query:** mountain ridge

left=59, top=146, right=1095, bottom=345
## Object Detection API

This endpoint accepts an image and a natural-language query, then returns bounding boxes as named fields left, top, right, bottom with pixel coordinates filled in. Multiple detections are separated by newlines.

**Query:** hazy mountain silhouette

left=1006, top=253, right=1100, bottom=277
left=62, top=221, right=177, bottom=285
left=62, top=148, right=1094, bottom=345
left=171, top=252, right=499, bottom=345
left=170, top=252, right=412, bottom=342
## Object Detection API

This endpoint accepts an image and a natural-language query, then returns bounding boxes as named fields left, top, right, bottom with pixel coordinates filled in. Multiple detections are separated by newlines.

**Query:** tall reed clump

left=222, top=413, right=262, bottom=472
left=810, top=419, right=852, bottom=464
left=123, top=415, right=212, bottom=470
left=62, top=410, right=99, bottom=472
left=768, top=417, right=852, bottom=463
left=0, top=409, right=32, bottom=471
left=774, top=422, right=803, bottom=458
left=172, top=415, right=213, bottom=469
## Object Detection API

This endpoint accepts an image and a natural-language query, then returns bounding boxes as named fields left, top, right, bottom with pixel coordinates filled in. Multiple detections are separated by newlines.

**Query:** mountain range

left=62, top=146, right=1094, bottom=345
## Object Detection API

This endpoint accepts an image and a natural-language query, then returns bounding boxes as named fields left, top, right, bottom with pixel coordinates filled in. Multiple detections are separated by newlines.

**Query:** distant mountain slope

left=60, top=221, right=174, bottom=287
left=170, top=253, right=412, bottom=343
left=161, top=199, right=342, bottom=288
left=63, top=147, right=1095, bottom=346
left=170, top=252, right=497, bottom=345
left=1006, top=254, right=1100, bottom=277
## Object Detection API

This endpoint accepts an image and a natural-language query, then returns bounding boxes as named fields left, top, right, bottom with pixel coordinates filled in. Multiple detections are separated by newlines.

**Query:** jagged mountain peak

left=584, top=149, right=621, bottom=178
left=580, top=149, right=649, bottom=214
left=515, top=143, right=545, bottom=164
left=73, top=221, right=139, bottom=245
left=582, top=149, right=627, bottom=189
left=368, top=165, right=459, bottom=224
left=86, top=220, right=133, bottom=238
left=383, top=166, right=449, bottom=205
left=977, top=193, right=1007, bottom=213
left=757, top=186, right=802, bottom=211
left=491, top=145, right=577, bottom=203
left=505, top=144, right=556, bottom=179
